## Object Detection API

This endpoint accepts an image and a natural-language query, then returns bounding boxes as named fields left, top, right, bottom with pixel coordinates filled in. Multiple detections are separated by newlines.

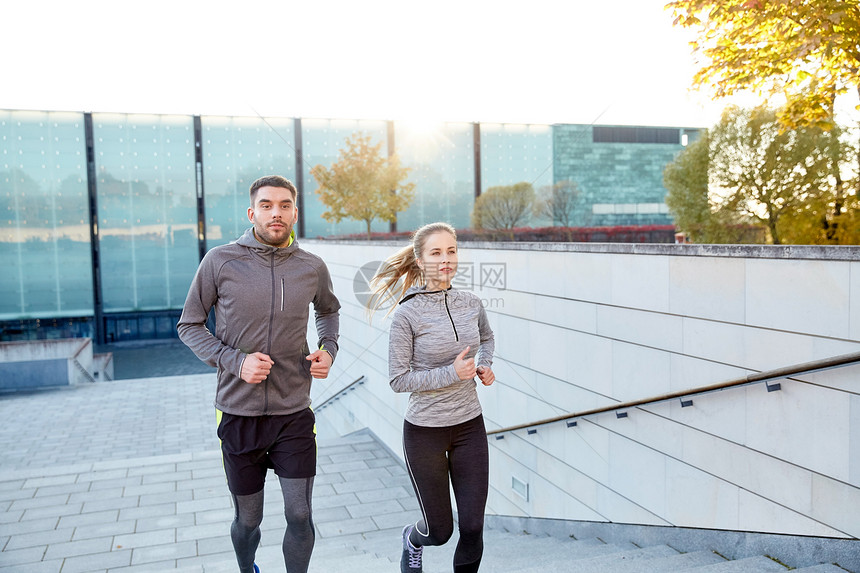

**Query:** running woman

left=371, top=221, right=496, bottom=573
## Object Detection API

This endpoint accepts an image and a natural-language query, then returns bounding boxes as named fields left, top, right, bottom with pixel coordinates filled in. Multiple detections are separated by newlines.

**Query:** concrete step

left=182, top=526, right=848, bottom=573
left=510, top=543, right=679, bottom=573
left=618, top=549, right=729, bottom=572
left=686, top=554, right=789, bottom=572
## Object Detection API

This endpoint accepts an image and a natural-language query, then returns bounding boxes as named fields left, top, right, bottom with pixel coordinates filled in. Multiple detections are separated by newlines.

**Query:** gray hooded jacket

left=178, top=228, right=340, bottom=417
left=389, top=285, right=495, bottom=427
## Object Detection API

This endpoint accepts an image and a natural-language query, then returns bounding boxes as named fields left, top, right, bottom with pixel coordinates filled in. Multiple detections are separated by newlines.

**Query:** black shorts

left=217, top=408, right=317, bottom=496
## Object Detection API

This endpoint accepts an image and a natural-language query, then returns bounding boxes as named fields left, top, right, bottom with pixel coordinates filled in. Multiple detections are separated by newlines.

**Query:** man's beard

left=255, top=220, right=293, bottom=247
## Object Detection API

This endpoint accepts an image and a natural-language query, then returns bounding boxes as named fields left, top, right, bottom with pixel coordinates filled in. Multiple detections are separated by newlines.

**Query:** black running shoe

left=400, top=524, right=423, bottom=572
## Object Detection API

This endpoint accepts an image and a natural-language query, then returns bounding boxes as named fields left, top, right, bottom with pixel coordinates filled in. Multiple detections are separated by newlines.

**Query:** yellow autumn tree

left=312, top=132, right=416, bottom=238
left=666, top=0, right=860, bottom=242
left=666, top=0, right=860, bottom=131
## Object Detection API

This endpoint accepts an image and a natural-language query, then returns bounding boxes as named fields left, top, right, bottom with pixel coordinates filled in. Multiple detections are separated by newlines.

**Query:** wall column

left=83, top=113, right=105, bottom=345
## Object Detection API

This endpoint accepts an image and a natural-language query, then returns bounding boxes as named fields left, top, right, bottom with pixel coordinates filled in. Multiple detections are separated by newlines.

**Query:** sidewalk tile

left=44, top=536, right=113, bottom=560
left=130, top=540, right=197, bottom=565
left=134, top=513, right=195, bottom=533
left=5, top=527, right=74, bottom=551
left=60, top=548, right=131, bottom=572
left=73, top=519, right=137, bottom=541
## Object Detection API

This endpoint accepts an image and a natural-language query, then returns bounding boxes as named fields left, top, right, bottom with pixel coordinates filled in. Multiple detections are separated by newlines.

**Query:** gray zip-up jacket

left=389, top=285, right=494, bottom=427
left=178, top=228, right=340, bottom=417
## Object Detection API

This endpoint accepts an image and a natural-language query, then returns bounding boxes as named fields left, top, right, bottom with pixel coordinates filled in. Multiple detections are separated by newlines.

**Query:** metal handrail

left=71, top=358, right=97, bottom=383
left=486, top=350, right=860, bottom=436
left=314, top=375, right=367, bottom=411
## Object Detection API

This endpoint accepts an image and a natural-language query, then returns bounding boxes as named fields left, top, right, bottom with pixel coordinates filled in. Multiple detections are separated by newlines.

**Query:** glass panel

left=201, top=115, right=296, bottom=249
left=301, top=118, right=389, bottom=238
left=93, top=113, right=197, bottom=312
left=0, top=110, right=92, bottom=320
left=394, top=121, right=475, bottom=231
left=480, top=123, right=554, bottom=227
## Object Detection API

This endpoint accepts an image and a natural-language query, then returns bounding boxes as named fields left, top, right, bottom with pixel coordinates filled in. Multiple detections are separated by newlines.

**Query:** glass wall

left=395, top=122, right=475, bottom=231
left=301, top=118, right=389, bottom=238
left=1, top=108, right=690, bottom=340
left=480, top=123, right=554, bottom=226
left=92, top=113, right=198, bottom=312
left=0, top=110, right=92, bottom=320
left=201, top=115, right=296, bottom=248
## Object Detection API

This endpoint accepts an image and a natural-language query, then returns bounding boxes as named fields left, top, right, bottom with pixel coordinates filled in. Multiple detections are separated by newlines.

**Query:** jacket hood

left=235, top=227, right=298, bottom=258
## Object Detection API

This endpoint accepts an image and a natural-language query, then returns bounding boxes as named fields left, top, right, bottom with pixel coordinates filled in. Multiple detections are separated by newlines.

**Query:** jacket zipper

left=264, top=252, right=276, bottom=414
left=444, top=291, right=459, bottom=341
left=280, top=277, right=285, bottom=311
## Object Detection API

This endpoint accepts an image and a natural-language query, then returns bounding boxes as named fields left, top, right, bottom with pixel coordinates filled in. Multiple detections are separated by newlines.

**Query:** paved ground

left=0, top=341, right=419, bottom=572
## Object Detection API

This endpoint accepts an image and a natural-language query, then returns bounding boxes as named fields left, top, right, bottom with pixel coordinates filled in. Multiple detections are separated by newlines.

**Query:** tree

left=666, top=0, right=860, bottom=130
left=471, top=182, right=535, bottom=240
left=312, top=133, right=416, bottom=238
left=533, top=180, right=581, bottom=238
left=666, top=0, right=860, bottom=199
left=664, top=131, right=764, bottom=243
left=664, top=105, right=854, bottom=244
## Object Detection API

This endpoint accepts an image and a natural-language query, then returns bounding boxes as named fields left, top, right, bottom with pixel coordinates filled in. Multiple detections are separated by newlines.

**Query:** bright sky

left=3, top=0, right=752, bottom=128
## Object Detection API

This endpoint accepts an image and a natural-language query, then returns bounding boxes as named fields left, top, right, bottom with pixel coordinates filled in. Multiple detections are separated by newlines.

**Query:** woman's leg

left=448, top=415, right=489, bottom=573
left=279, top=476, right=315, bottom=573
left=231, top=490, right=264, bottom=573
left=402, top=420, right=455, bottom=548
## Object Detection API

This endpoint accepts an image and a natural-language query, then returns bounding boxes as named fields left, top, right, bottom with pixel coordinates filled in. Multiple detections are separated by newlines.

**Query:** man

left=178, top=175, right=340, bottom=573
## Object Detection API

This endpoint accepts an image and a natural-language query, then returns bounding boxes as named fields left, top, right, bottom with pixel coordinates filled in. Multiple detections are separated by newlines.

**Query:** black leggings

left=403, top=414, right=489, bottom=573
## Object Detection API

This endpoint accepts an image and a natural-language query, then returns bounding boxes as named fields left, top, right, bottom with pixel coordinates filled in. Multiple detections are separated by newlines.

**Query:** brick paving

left=0, top=342, right=417, bottom=572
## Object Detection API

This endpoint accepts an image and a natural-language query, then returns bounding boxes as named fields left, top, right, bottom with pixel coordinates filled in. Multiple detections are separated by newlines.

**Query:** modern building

left=1, top=109, right=698, bottom=343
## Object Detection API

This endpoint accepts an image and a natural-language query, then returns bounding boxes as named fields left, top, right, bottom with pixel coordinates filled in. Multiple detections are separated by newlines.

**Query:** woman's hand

left=453, top=346, right=476, bottom=380
left=476, top=365, right=495, bottom=386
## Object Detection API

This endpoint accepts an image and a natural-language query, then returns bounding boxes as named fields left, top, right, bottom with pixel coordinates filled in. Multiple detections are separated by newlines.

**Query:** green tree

left=666, top=0, right=860, bottom=130
left=312, top=133, right=416, bottom=238
left=666, top=0, right=860, bottom=202
left=472, top=182, right=535, bottom=240
left=665, top=106, right=854, bottom=244
left=533, top=180, right=581, bottom=238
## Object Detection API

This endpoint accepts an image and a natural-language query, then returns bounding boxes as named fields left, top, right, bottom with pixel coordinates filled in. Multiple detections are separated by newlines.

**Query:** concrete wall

left=307, top=240, right=860, bottom=541
left=0, top=338, right=95, bottom=390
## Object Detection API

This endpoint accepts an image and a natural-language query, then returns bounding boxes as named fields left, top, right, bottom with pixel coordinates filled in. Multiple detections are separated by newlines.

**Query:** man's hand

left=241, top=352, right=273, bottom=384
left=306, top=349, right=333, bottom=379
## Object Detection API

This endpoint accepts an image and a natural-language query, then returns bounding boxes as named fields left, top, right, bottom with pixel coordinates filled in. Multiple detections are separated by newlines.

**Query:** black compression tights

left=403, top=415, right=489, bottom=573
left=231, top=476, right=316, bottom=573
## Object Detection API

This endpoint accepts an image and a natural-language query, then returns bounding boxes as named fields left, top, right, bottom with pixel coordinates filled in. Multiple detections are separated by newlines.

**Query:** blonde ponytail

left=369, top=222, right=457, bottom=318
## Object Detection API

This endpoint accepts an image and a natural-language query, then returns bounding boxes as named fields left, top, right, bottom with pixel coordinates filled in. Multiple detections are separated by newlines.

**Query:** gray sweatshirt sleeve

left=312, top=261, right=341, bottom=362
left=388, top=309, right=460, bottom=393
left=476, top=305, right=495, bottom=369
left=177, top=255, right=246, bottom=377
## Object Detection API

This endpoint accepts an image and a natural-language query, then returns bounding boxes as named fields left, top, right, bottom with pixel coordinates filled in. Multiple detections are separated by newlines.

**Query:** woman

left=371, top=222, right=495, bottom=573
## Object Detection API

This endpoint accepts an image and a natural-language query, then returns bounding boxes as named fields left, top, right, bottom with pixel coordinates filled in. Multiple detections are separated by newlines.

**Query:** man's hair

left=249, top=175, right=297, bottom=204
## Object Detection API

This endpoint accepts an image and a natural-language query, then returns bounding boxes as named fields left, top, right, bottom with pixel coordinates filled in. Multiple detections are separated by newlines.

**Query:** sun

left=400, top=118, right=444, bottom=139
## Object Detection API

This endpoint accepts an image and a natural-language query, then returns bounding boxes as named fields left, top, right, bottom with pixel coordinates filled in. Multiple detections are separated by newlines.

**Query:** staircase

left=212, top=526, right=851, bottom=573
left=178, top=427, right=854, bottom=573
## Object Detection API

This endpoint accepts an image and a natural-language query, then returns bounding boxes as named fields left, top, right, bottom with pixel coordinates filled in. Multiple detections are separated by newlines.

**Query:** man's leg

left=231, top=490, right=264, bottom=573
left=279, top=476, right=315, bottom=573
